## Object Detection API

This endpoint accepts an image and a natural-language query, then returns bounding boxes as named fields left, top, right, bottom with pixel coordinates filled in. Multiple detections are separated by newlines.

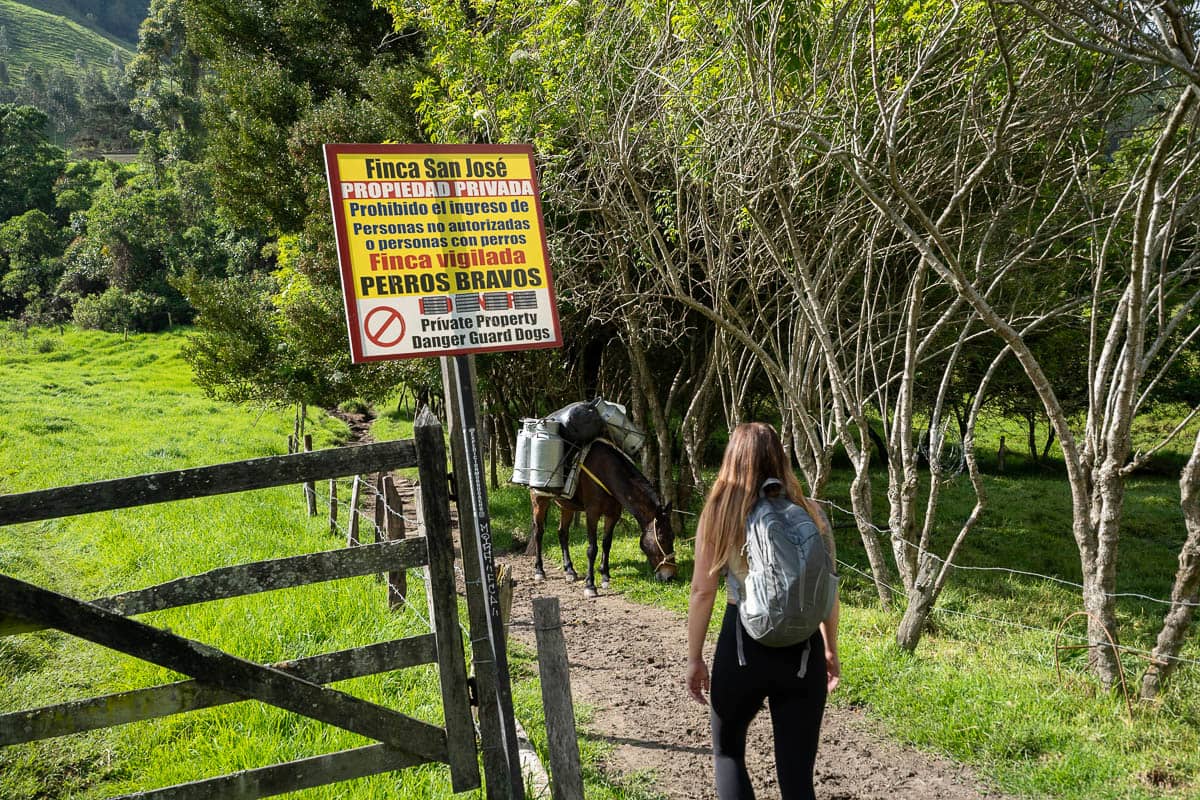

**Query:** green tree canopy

left=0, top=104, right=66, bottom=223
left=0, top=208, right=65, bottom=317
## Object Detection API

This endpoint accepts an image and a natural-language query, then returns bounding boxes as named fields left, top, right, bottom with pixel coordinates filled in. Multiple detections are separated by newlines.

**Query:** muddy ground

left=499, top=551, right=1013, bottom=800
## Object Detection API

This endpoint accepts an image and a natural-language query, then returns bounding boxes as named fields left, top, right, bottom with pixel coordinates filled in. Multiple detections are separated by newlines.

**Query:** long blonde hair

left=696, top=422, right=825, bottom=576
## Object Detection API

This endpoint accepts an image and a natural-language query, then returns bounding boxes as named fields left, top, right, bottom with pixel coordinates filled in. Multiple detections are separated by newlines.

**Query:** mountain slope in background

left=0, top=0, right=135, bottom=78
left=18, top=0, right=147, bottom=47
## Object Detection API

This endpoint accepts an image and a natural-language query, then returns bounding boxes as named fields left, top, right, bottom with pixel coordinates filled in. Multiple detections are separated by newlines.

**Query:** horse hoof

left=533, top=571, right=545, bottom=583
left=601, top=578, right=611, bottom=590
left=564, top=571, right=577, bottom=583
left=584, top=586, right=599, bottom=599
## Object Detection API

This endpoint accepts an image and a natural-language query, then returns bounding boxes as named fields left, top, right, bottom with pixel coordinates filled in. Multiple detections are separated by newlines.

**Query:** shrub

left=72, top=287, right=168, bottom=332
left=338, top=398, right=372, bottom=415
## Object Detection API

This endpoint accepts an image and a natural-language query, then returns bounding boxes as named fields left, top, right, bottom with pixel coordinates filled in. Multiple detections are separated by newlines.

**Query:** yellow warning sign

left=324, top=144, right=562, bottom=362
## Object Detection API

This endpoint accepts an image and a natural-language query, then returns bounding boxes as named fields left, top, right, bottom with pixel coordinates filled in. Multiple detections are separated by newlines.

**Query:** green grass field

left=2, top=325, right=1198, bottom=799
left=0, top=326, right=657, bottom=800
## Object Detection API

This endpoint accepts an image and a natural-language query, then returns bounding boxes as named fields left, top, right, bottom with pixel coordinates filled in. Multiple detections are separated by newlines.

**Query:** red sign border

left=323, top=143, right=563, bottom=363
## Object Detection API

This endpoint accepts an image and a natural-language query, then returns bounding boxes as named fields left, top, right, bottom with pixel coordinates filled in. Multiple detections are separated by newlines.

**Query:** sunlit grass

left=0, top=325, right=661, bottom=800
left=5, top=324, right=1195, bottom=799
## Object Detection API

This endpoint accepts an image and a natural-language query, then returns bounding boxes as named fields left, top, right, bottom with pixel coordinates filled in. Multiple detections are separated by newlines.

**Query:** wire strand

left=814, top=498, right=1200, bottom=609
left=834, top=559, right=1200, bottom=667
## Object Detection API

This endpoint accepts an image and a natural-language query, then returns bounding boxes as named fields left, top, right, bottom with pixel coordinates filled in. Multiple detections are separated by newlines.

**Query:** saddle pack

left=511, top=397, right=646, bottom=493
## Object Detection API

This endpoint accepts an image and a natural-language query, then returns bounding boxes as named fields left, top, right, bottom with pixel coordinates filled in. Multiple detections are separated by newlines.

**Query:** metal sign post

left=442, top=354, right=524, bottom=800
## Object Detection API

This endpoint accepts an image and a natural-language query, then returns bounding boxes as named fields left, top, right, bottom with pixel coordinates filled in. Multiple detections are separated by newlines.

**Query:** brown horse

left=527, top=440, right=677, bottom=597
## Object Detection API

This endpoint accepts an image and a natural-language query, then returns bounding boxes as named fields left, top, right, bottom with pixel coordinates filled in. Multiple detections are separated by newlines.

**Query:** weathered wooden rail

left=0, top=409, right=480, bottom=798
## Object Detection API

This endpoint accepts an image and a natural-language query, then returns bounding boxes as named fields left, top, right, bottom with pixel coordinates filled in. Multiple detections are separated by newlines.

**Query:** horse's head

left=641, top=501, right=677, bottom=582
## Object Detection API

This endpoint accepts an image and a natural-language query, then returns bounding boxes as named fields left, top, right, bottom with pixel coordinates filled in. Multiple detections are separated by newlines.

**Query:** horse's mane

left=592, top=439, right=663, bottom=510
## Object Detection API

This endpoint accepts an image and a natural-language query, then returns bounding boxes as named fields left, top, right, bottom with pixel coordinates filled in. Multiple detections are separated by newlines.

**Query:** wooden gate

left=0, top=409, right=479, bottom=798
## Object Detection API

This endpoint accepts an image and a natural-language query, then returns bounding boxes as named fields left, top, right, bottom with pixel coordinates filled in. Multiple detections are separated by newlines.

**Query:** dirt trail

left=499, top=551, right=1011, bottom=800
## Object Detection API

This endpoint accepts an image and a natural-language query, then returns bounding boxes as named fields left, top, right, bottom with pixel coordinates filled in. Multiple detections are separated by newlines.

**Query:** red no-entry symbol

left=363, top=306, right=406, bottom=348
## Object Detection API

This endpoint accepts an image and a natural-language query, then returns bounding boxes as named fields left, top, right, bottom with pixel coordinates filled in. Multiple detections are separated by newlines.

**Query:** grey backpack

left=738, top=479, right=838, bottom=648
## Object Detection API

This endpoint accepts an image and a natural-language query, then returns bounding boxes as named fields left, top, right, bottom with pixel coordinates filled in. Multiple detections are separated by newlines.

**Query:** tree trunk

left=633, top=384, right=655, bottom=479
left=953, top=403, right=968, bottom=441
left=681, top=350, right=719, bottom=513
left=898, top=343, right=993, bottom=652
left=1084, top=462, right=1126, bottom=687
left=498, top=412, right=516, bottom=466
left=896, top=554, right=938, bottom=650
left=1026, top=410, right=1039, bottom=463
left=866, top=424, right=889, bottom=468
left=625, top=324, right=676, bottom=509
left=485, top=414, right=498, bottom=490
left=850, top=461, right=896, bottom=608
left=1042, top=424, right=1057, bottom=461
left=1141, top=428, right=1200, bottom=698
left=886, top=271, right=928, bottom=594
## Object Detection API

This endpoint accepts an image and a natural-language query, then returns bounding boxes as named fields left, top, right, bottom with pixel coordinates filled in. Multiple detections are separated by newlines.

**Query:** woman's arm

left=821, top=594, right=841, bottom=693
left=685, top=533, right=720, bottom=704
left=810, top=501, right=842, bottom=692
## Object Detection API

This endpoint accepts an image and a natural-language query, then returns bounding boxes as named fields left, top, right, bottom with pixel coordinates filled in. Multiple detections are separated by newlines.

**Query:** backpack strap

left=797, top=640, right=811, bottom=679
left=737, top=615, right=747, bottom=667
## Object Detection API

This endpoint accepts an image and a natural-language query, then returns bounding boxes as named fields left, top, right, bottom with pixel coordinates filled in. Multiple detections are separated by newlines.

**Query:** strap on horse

left=534, top=439, right=620, bottom=499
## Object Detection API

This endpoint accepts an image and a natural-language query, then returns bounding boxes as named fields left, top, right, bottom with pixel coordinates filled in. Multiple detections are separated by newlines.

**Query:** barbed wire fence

left=812, top=497, right=1200, bottom=684
left=294, top=427, right=1197, bottom=696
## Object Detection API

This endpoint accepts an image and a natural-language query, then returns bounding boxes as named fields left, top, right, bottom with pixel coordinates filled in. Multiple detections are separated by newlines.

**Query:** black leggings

left=709, top=604, right=827, bottom=800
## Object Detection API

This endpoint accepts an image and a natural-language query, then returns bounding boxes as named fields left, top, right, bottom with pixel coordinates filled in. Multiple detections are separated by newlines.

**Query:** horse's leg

left=530, top=495, right=548, bottom=582
left=558, top=507, right=578, bottom=582
left=599, top=513, right=618, bottom=590
left=583, top=512, right=601, bottom=599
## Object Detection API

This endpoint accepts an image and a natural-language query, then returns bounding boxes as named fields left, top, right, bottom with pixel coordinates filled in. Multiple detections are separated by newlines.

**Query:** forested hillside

left=20, top=0, right=148, bottom=44
left=0, top=0, right=142, bottom=152
left=0, top=1, right=133, bottom=78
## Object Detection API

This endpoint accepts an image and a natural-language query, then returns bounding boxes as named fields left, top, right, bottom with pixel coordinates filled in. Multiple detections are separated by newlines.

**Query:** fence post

left=347, top=477, right=362, bottom=547
left=328, top=479, right=338, bottom=536
left=373, top=474, right=386, bottom=582
left=414, top=407, right=481, bottom=792
left=497, top=564, right=514, bottom=642
left=374, top=474, right=385, bottom=544
left=304, top=434, right=317, bottom=516
left=382, top=474, right=407, bottom=609
left=532, top=597, right=584, bottom=800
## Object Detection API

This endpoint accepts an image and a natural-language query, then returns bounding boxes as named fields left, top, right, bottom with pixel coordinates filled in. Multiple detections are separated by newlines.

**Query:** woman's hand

left=825, top=649, right=841, bottom=693
left=685, top=656, right=710, bottom=705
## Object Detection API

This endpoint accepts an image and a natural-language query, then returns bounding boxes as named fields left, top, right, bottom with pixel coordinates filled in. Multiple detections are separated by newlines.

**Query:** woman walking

left=685, top=422, right=840, bottom=799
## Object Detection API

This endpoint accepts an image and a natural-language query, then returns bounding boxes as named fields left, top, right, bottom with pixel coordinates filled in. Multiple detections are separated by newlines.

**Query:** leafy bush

left=72, top=286, right=166, bottom=332
left=0, top=208, right=66, bottom=316
left=338, top=398, right=372, bottom=415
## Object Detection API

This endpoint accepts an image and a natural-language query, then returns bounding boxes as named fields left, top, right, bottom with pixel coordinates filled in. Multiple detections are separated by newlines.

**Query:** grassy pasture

left=0, top=326, right=654, bottom=799
left=3, top=325, right=1198, bottom=799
